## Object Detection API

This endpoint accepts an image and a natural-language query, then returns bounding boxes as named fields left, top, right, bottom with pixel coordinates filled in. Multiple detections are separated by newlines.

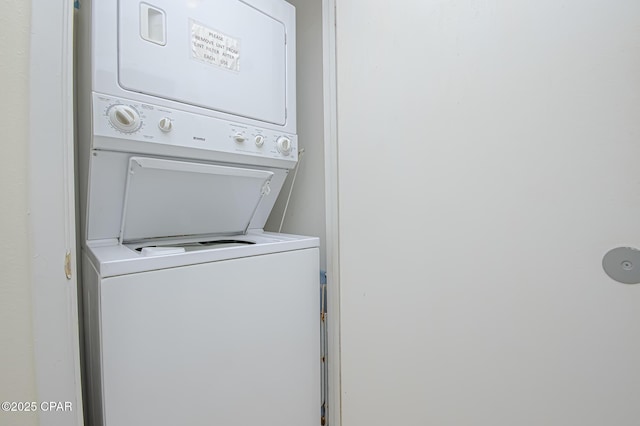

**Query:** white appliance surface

left=119, top=157, right=273, bottom=242
left=90, top=93, right=298, bottom=167
left=88, top=0, right=297, bottom=134
left=83, top=239, right=320, bottom=426
left=87, top=231, right=319, bottom=277
left=84, top=92, right=298, bottom=243
left=85, top=150, right=290, bottom=242
left=118, top=0, right=287, bottom=125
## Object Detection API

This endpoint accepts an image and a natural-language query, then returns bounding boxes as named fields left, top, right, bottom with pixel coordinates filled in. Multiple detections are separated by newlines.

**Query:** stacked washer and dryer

left=76, top=1, right=319, bottom=425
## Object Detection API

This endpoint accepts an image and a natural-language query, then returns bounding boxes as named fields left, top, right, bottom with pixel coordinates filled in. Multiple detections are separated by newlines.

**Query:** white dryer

left=76, top=1, right=319, bottom=425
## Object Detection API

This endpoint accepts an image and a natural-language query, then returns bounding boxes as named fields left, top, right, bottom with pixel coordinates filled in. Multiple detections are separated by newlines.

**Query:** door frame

left=322, top=0, right=342, bottom=425
left=29, top=1, right=84, bottom=425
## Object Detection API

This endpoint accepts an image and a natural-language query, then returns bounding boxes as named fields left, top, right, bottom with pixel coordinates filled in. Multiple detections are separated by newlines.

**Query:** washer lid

left=119, top=157, right=273, bottom=243
left=118, top=0, right=288, bottom=125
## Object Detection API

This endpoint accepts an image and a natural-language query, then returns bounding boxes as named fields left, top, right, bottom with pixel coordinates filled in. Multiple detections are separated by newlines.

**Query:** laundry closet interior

left=73, top=1, right=328, bottom=425
left=15, top=1, right=640, bottom=426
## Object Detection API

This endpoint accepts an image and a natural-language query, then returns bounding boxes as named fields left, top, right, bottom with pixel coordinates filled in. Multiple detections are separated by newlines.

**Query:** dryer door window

left=118, top=0, right=288, bottom=125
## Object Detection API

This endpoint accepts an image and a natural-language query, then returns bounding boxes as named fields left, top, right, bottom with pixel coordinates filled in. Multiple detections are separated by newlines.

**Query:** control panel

left=92, top=94, right=298, bottom=164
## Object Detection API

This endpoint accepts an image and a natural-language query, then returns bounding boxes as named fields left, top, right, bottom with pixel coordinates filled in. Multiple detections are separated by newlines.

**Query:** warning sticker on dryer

left=190, top=20, right=240, bottom=72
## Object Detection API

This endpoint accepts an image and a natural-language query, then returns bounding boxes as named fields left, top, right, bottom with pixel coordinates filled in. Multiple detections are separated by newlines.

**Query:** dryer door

left=119, top=157, right=274, bottom=242
left=118, top=0, right=288, bottom=125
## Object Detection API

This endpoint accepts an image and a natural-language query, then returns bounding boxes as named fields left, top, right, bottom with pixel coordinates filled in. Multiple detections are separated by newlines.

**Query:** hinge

left=261, top=181, right=271, bottom=196
left=64, top=251, right=72, bottom=280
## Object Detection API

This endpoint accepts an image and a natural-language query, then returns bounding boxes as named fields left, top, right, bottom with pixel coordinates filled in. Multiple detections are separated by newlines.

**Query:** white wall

left=266, top=0, right=326, bottom=270
left=0, top=1, right=39, bottom=425
left=336, top=1, right=640, bottom=425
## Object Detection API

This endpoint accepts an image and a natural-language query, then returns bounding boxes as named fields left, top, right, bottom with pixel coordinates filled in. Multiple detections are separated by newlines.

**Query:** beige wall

left=0, top=0, right=39, bottom=425
left=267, top=0, right=326, bottom=270
left=336, top=0, right=640, bottom=425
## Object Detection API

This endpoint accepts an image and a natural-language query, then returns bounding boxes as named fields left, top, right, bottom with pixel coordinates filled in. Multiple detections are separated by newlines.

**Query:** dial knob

left=158, top=117, right=172, bottom=132
left=108, top=105, right=141, bottom=133
left=276, top=136, right=292, bottom=155
left=255, top=135, right=265, bottom=147
left=234, top=133, right=246, bottom=143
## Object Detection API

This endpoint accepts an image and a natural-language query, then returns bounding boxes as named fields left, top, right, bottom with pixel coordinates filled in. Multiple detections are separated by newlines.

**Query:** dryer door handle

left=140, top=4, right=166, bottom=46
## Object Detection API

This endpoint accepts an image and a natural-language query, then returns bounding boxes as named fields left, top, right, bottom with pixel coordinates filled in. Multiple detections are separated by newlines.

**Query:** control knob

left=158, top=117, right=172, bottom=132
left=108, top=104, right=141, bottom=133
left=276, top=136, right=292, bottom=155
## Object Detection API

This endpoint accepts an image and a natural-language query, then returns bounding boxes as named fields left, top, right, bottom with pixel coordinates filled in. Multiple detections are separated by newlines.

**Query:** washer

left=82, top=232, right=319, bottom=426
left=76, top=1, right=320, bottom=425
